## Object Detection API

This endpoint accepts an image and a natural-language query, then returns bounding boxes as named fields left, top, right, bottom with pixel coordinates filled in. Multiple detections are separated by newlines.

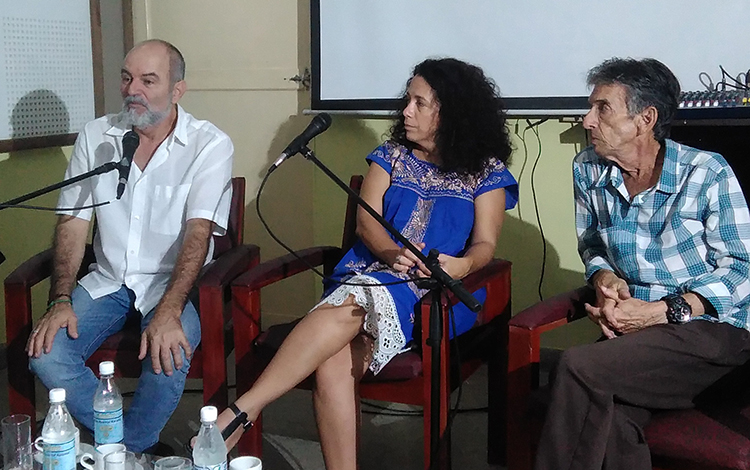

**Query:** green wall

left=0, top=147, right=72, bottom=340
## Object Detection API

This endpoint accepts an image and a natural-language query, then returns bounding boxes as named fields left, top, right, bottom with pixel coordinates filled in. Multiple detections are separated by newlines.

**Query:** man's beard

left=118, top=95, right=171, bottom=129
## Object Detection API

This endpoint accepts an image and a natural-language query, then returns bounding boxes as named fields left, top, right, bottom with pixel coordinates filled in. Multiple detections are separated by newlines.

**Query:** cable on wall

left=526, top=118, right=548, bottom=301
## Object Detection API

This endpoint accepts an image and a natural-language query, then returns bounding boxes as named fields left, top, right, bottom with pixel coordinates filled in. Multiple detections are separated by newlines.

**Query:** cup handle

left=33, top=436, right=44, bottom=453
left=79, top=452, right=96, bottom=470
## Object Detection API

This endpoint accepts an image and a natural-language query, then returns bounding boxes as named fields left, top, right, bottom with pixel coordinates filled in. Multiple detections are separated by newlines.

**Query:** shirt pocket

left=150, top=184, right=190, bottom=235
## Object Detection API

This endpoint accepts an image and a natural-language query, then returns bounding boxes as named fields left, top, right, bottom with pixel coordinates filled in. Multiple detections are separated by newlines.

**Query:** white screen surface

left=314, top=0, right=750, bottom=113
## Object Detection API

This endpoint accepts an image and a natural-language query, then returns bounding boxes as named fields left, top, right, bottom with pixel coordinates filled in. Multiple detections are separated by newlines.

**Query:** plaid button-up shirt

left=574, top=138, right=750, bottom=330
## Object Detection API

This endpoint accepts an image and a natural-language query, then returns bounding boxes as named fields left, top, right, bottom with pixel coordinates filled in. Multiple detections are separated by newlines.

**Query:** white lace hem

left=313, top=275, right=406, bottom=374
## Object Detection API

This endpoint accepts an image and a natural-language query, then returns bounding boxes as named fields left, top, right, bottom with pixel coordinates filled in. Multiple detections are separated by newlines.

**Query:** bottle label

left=94, top=407, right=124, bottom=445
left=194, top=461, right=227, bottom=470
left=43, top=437, right=76, bottom=470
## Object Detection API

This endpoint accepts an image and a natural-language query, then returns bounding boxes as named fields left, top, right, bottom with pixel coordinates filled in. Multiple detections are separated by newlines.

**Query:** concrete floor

left=0, top=360, right=506, bottom=470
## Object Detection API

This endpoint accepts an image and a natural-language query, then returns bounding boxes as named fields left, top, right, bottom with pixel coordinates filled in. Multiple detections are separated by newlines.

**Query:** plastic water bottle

left=192, top=406, right=228, bottom=470
left=41, top=388, right=77, bottom=470
left=93, top=361, right=124, bottom=445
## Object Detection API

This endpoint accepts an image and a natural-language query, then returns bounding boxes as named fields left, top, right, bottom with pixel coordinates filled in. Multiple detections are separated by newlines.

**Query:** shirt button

left=130, top=250, right=135, bottom=254
left=134, top=215, right=140, bottom=220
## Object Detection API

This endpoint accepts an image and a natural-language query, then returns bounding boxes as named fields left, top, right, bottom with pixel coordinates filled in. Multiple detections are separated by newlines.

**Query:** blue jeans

left=29, top=285, right=201, bottom=451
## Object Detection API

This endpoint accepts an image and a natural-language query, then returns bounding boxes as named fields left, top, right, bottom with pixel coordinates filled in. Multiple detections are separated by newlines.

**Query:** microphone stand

left=0, top=161, right=120, bottom=265
left=298, top=145, right=481, bottom=467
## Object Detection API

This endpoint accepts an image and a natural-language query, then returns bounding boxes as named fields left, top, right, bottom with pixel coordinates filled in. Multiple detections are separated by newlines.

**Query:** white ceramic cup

left=33, top=428, right=80, bottom=456
left=229, top=456, right=262, bottom=470
left=79, top=443, right=127, bottom=470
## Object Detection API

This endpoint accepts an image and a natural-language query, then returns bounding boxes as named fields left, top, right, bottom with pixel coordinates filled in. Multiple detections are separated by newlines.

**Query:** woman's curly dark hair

left=390, top=58, right=513, bottom=175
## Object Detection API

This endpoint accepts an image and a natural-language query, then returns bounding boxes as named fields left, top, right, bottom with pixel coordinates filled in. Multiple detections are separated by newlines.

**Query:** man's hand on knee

left=26, top=304, right=79, bottom=357
left=138, top=310, right=192, bottom=376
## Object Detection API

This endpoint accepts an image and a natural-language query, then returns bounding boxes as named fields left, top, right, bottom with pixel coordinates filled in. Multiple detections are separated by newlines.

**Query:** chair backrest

left=213, top=177, right=245, bottom=258
left=341, top=175, right=364, bottom=253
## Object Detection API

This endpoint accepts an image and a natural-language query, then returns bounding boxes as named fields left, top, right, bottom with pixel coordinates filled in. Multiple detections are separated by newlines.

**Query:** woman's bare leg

left=216, top=296, right=366, bottom=449
left=313, top=333, right=373, bottom=470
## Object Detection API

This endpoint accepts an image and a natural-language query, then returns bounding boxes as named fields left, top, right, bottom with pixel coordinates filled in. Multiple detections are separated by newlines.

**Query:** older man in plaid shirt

left=534, top=58, right=750, bottom=470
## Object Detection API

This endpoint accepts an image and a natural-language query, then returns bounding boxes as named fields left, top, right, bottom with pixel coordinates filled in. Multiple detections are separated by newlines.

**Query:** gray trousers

left=534, top=320, right=750, bottom=470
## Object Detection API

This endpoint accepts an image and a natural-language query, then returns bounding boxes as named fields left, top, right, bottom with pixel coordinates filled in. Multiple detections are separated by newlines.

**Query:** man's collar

left=589, top=139, right=678, bottom=193
left=168, top=104, right=188, bottom=146
left=653, top=139, right=680, bottom=194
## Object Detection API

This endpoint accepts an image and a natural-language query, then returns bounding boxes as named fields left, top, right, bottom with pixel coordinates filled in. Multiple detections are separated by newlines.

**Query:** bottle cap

left=200, top=406, right=218, bottom=423
left=49, top=388, right=66, bottom=403
left=99, top=361, right=115, bottom=376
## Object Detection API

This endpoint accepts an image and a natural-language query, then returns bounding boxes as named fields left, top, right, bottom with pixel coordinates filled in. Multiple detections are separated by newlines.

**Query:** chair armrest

left=461, top=258, right=512, bottom=291
left=5, top=245, right=96, bottom=292
left=231, top=246, right=342, bottom=291
left=507, top=285, right=595, bottom=389
left=198, top=244, right=261, bottom=329
left=428, top=258, right=513, bottom=326
left=198, top=244, right=261, bottom=290
left=508, top=285, right=595, bottom=333
left=5, top=248, right=56, bottom=358
left=4, top=248, right=55, bottom=291
left=5, top=246, right=98, bottom=337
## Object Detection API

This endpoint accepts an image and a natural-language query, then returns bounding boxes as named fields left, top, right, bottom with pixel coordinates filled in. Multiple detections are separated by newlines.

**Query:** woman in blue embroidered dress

left=212, top=58, right=518, bottom=469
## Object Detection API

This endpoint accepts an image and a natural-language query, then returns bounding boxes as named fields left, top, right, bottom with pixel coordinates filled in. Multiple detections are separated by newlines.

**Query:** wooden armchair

left=230, top=175, right=512, bottom=470
left=4, top=177, right=260, bottom=428
left=507, top=286, right=750, bottom=470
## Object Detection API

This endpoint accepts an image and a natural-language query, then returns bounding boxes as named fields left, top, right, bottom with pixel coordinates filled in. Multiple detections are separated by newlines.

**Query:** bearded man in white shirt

left=26, top=39, right=234, bottom=453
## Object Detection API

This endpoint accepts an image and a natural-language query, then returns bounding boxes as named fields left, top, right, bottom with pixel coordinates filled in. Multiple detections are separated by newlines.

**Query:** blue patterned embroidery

left=375, top=142, right=509, bottom=203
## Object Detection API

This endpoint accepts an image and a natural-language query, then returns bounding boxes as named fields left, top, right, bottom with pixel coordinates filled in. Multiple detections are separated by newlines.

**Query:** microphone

left=268, top=113, right=332, bottom=174
left=116, top=130, right=139, bottom=199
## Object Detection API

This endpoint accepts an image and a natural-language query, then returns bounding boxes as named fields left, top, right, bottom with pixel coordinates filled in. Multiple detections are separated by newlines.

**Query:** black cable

left=527, top=120, right=548, bottom=301
left=0, top=201, right=110, bottom=211
left=719, top=81, right=746, bottom=91
left=720, top=65, right=749, bottom=90
left=256, top=167, right=421, bottom=289
left=514, top=121, right=531, bottom=220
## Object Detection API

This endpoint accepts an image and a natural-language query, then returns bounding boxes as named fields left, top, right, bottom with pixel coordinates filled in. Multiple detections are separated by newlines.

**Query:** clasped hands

left=585, top=273, right=667, bottom=339
left=390, top=242, right=471, bottom=280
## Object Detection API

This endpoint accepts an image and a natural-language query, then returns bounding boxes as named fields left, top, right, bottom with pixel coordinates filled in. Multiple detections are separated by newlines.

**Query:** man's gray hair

left=139, top=39, right=186, bottom=87
left=587, top=58, right=681, bottom=141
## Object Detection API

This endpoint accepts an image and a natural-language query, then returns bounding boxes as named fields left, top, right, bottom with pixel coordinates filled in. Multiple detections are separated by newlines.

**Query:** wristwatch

left=661, top=293, right=692, bottom=324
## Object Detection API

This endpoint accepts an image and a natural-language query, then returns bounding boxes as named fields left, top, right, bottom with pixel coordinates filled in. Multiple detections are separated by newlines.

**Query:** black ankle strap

left=221, top=403, right=253, bottom=441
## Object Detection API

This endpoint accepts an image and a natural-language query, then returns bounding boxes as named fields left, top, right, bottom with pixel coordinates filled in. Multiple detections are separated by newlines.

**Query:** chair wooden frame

left=230, top=175, right=512, bottom=470
left=507, top=285, right=750, bottom=470
left=4, top=177, right=259, bottom=429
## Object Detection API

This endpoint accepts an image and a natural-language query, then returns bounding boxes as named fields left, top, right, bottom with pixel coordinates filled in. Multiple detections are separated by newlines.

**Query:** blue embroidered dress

left=315, top=142, right=518, bottom=373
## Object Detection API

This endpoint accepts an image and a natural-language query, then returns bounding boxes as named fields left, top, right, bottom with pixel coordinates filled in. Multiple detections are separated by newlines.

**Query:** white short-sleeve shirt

left=57, top=105, right=234, bottom=314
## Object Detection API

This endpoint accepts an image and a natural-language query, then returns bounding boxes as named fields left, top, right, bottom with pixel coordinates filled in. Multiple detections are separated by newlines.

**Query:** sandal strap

left=221, top=403, right=253, bottom=441
left=229, top=403, right=253, bottom=429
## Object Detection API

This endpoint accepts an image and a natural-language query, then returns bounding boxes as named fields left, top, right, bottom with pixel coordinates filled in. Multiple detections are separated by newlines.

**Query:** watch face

left=665, top=294, right=692, bottom=324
